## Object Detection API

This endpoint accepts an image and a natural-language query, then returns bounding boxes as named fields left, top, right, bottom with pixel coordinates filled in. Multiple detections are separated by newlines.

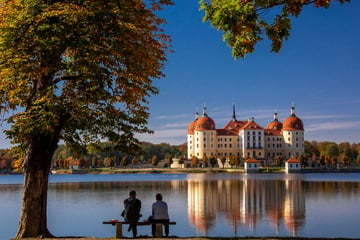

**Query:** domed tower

left=187, top=106, right=216, bottom=160
left=265, top=112, right=284, bottom=159
left=282, top=106, right=304, bottom=158
left=266, top=112, right=283, bottom=130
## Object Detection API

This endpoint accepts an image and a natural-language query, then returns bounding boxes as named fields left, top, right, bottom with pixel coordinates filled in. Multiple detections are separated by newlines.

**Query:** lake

left=1, top=173, right=360, bottom=239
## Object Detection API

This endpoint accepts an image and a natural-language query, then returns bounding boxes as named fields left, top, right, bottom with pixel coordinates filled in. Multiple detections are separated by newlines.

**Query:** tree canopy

left=200, top=0, right=351, bottom=59
left=0, top=0, right=172, bottom=156
left=0, top=0, right=172, bottom=238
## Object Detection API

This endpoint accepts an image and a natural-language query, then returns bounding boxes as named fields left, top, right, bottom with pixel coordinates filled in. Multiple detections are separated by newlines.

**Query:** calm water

left=1, top=173, right=360, bottom=239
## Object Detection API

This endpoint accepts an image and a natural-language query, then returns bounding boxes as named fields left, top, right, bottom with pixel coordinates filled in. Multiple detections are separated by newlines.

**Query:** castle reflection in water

left=187, top=176, right=305, bottom=237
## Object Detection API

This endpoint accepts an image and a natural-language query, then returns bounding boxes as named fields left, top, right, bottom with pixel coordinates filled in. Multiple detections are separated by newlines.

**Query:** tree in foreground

left=200, top=0, right=350, bottom=59
left=0, top=0, right=172, bottom=238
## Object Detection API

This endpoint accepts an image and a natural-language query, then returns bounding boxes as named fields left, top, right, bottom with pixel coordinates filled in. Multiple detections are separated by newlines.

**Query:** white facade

left=285, top=158, right=301, bottom=173
left=187, top=106, right=304, bottom=161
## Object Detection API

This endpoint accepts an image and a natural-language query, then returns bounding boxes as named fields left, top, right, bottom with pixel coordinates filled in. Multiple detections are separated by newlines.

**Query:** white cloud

left=154, top=113, right=192, bottom=120
left=162, top=122, right=189, bottom=128
left=306, top=121, right=360, bottom=132
left=302, top=114, right=350, bottom=120
left=136, top=128, right=186, bottom=145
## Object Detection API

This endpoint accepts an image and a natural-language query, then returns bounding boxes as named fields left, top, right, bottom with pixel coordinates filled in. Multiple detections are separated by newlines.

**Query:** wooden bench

left=103, top=220, right=176, bottom=238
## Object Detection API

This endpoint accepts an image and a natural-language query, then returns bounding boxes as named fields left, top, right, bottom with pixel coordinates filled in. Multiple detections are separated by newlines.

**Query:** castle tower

left=282, top=106, right=304, bottom=158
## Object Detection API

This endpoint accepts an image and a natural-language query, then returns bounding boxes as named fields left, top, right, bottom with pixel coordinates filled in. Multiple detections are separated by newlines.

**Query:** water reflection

left=1, top=173, right=360, bottom=239
left=187, top=176, right=360, bottom=238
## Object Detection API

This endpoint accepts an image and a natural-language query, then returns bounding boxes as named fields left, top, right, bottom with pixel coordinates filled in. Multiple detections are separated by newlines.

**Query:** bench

left=103, top=220, right=176, bottom=238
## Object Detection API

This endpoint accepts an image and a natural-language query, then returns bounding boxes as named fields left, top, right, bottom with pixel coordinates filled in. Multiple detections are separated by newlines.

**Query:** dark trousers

left=152, top=219, right=169, bottom=237
left=126, top=221, right=138, bottom=237
left=130, top=224, right=137, bottom=237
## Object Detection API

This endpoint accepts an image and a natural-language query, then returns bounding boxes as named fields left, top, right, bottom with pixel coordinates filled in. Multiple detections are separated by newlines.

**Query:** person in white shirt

left=151, top=193, right=170, bottom=237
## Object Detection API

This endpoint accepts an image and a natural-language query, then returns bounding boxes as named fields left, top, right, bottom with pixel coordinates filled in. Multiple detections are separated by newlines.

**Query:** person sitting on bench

left=151, top=193, right=170, bottom=237
left=123, top=190, right=142, bottom=237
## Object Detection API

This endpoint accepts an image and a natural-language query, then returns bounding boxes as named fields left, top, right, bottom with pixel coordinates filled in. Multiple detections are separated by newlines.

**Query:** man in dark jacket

left=123, top=190, right=142, bottom=237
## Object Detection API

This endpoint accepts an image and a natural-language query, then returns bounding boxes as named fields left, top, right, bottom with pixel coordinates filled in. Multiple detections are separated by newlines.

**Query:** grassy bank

left=18, top=237, right=358, bottom=240
left=51, top=167, right=248, bottom=174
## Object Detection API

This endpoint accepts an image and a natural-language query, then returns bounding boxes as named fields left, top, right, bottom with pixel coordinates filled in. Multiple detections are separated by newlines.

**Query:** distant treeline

left=51, top=141, right=187, bottom=169
left=304, top=141, right=360, bottom=165
left=1, top=140, right=360, bottom=170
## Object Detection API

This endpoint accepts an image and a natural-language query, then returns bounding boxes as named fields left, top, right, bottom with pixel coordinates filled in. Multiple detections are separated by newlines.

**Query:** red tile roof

left=242, top=121, right=264, bottom=130
left=265, top=129, right=282, bottom=136
left=286, top=157, right=300, bottom=163
left=283, top=116, right=304, bottom=131
left=245, top=158, right=260, bottom=163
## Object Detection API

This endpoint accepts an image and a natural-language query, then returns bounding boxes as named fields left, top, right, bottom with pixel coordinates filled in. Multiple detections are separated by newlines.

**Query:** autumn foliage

left=200, top=0, right=351, bottom=58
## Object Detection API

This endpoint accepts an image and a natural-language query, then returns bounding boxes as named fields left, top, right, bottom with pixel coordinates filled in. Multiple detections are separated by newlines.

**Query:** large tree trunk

left=15, top=133, right=60, bottom=239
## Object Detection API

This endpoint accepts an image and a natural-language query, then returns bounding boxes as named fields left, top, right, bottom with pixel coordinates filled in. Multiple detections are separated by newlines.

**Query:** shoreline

left=18, top=237, right=359, bottom=240
left=3, top=166, right=360, bottom=175
left=53, top=167, right=360, bottom=175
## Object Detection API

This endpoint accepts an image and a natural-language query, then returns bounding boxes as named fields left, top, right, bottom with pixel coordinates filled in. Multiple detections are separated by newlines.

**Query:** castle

left=187, top=105, right=304, bottom=162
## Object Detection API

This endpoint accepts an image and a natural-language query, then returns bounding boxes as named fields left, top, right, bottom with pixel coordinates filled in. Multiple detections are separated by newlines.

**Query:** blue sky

left=0, top=1, right=359, bottom=148
left=136, top=0, right=360, bottom=145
